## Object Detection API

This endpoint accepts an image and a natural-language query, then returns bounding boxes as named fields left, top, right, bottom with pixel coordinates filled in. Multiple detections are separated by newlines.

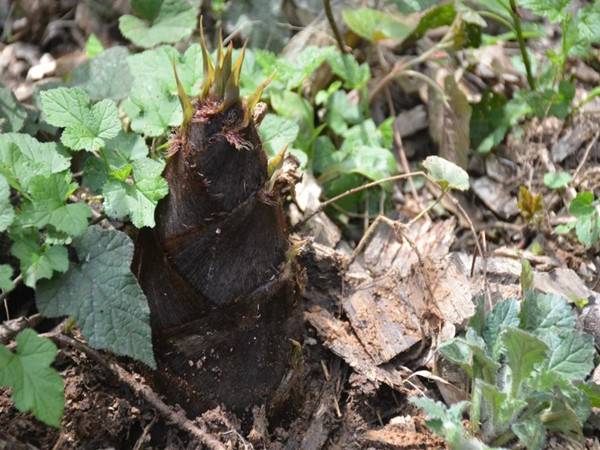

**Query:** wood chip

left=472, top=176, right=519, bottom=219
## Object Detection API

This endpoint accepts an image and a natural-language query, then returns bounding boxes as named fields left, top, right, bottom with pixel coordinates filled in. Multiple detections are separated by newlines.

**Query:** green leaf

left=83, top=131, right=149, bottom=193
left=580, top=383, right=600, bottom=408
left=543, top=330, right=595, bottom=381
left=536, top=375, right=589, bottom=435
left=105, top=130, right=149, bottom=162
left=131, top=0, right=163, bottom=20
left=469, top=296, right=486, bottom=336
left=439, top=338, right=474, bottom=377
left=410, top=3, right=456, bottom=41
left=423, top=155, right=469, bottom=191
left=20, top=173, right=91, bottom=236
left=341, top=145, right=397, bottom=181
left=543, top=171, right=572, bottom=189
left=520, top=291, right=576, bottom=333
left=575, top=211, right=600, bottom=248
left=313, top=136, right=338, bottom=175
left=410, top=396, right=500, bottom=449
left=388, top=0, right=439, bottom=14
left=482, top=299, right=520, bottom=358
left=340, top=119, right=385, bottom=151
left=571, top=3, right=600, bottom=56
left=554, top=221, right=576, bottom=235
left=40, top=87, right=121, bottom=151
left=518, top=0, right=570, bottom=22
left=126, top=44, right=202, bottom=136
left=258, top=114, right=299, bottom=157
left=409, top=396, right=467, bottom=437
left=470, top=91, right=508, bottom=153
left=103, top=157, right=168, bottom=228
left=0, top=173, right=14, bottom=231
left=0, top=264, right=14, bottom=293
left=325, top=91, right=362, bottom=135
left=36, top=226, right=156, bottom=368
left=378, top=117, right=394, bottom=150
left=501, top=327, right=548, bottom=397
left=512, top=418, right=546, bottom=450
left=0, top=84, right=27, bottom=132
left=11, top=233, right=68, bottom=288
left=549, top=81, right=576, bottom=119
left=321, top=119, right=395, bottom=183
left=478, top=379, right=526, bottom=438
left=0, top=329, right=64, bottom=427
left=342, top=8, right=414, bottom=42
left=72, top=46, right=133, bottom=101
left=569, top=192, right=595, bottom=217
left=224, top=0, right=290, bottom=51
left=522, top=81, right=575, bottom=119
left=466, top=331, right=501, bottom=382
left=521, top=259, right=534, bottom=293
left=439, top=334, right=500, bottom=384
left=328, top=53, right=370, bottom=90
left=119, top=0, right=199, bottom=48
left=568, top=192, right=600, bottom=246
left=0, top=133, right=70, bottom=191
left=85, top=33, right=104, bottom=58
left=270, top=90, right=315, bottom=149
left=273, top=46, right=337, bottom=90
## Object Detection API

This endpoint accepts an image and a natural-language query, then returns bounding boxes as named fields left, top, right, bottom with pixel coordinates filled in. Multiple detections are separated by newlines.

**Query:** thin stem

left=323, top=0, right=347, bottom=54
left=388, top=97, right=426, bottom=213
left=407, top=190, right=447, bottom=226
left=0, top=274, right=23, bottom=304
left=491, top=428, right=517, bottom=447
left=573, top=130, right=600, bottom=184
left=399, top=70, right=449, bottom=106
left=0, top=313, right=42, bottom=345
left=369, top=35, right=454, bottom=103
left=478, top=10, right=515, bottom=31
left=469, top=379, right=482, bottom=434
left=294, top=171, right=426, bottom=230
left=575, top=86, right=600, bottom=111
left=509, top=0, right=535, bottom=90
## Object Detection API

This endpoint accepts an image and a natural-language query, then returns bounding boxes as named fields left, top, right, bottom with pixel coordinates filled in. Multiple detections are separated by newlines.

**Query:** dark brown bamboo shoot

left=133, top=31, right=302, bottom=417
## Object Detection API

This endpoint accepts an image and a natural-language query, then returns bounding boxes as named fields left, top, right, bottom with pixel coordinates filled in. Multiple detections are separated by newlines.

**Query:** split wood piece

left=471, top=176, right=520, bottom=220
left=551, top=117, right=597, bottom=163
left=305, top=218, right=475, bottom=388
left=305, top=306, right=412, bottom=391
left=48, top=333, right=226, bottom=450
left=0, top=314, right=42, bottom=345
left=335, top=253, right=473, bottom=368
left=362, top=219, right=456, bottom=277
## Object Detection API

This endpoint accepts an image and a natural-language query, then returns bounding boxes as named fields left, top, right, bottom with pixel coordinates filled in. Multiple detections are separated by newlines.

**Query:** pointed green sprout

left=195, top=20, right=274, bottom=121
left=172, top=60, right=193, bottom=130
left=223, top=43, right=246, bottom=110
left=199, top=18, right=214, bottom=100
left=244, top=73, right=274, bottom=127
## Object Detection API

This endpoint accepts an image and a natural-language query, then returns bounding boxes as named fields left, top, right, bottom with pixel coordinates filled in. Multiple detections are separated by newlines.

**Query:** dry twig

left=573, top=130, right=600, bottom=184
left=0, top=313, right=42, bottom=345
left=294, top=171, right=426, bottom=229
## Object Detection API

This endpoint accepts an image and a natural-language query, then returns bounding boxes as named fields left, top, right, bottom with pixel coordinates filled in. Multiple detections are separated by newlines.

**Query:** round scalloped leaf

left=423, top=155, right=469, bottom=191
